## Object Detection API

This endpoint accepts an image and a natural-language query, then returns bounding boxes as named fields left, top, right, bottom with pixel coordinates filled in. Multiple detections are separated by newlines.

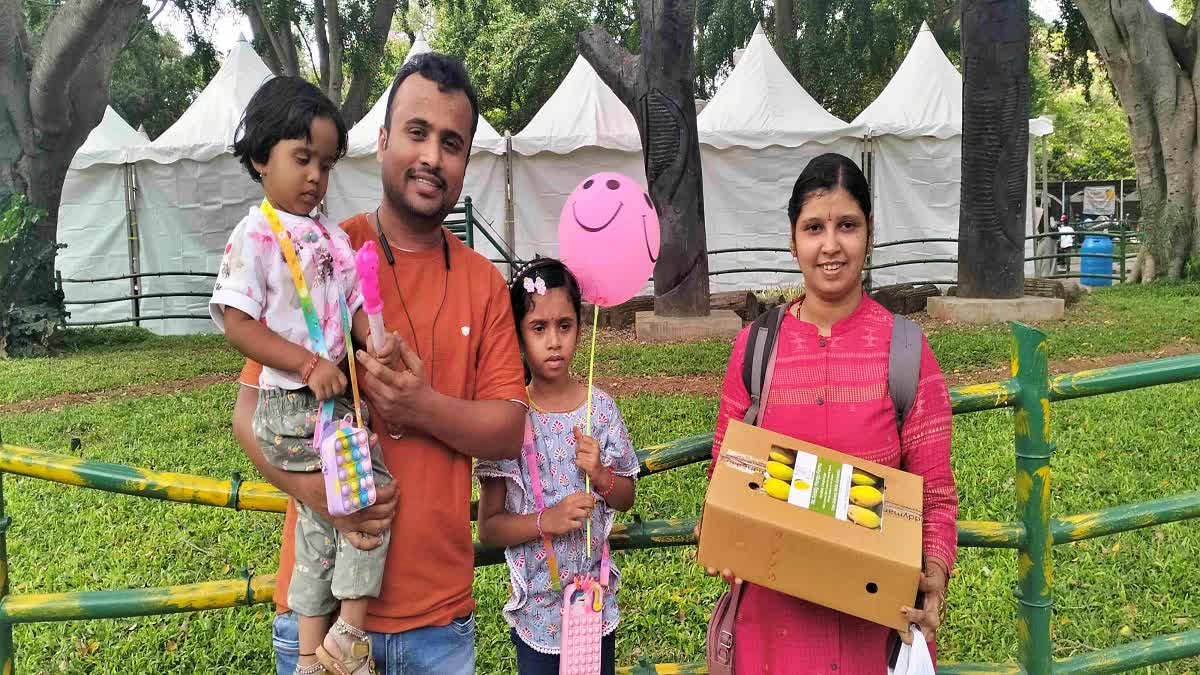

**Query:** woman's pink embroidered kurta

left=709, top=295, right=957, bottom=673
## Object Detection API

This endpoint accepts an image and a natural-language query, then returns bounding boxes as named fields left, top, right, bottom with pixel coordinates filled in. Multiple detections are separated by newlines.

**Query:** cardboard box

left=698, top=420, right=924, bottom=631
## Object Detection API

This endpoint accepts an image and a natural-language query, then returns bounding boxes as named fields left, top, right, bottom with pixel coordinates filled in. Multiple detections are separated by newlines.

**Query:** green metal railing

left=2, top=324, right=1200, bottom=672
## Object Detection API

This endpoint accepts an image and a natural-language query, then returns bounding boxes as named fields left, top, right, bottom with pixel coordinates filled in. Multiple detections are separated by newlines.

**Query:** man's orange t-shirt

left=242, top=213, right=527, bottom=633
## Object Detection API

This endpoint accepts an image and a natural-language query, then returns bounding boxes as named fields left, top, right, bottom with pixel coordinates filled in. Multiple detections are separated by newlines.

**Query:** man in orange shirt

left=233, top=53, right=527, bottom=674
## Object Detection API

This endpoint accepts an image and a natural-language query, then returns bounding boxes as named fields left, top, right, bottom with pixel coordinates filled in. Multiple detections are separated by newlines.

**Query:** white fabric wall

left=56, top=165, right=135, bottom=326
left=702, top=139, right=863, bottom=292
left=869, top=136, right=961, bottom=287
left=510, top=148, right=647, bottom=261
left=324, top=152, right=510, bottom=264
left=135, top=156, right=260, bottom=335
left=870, top=134, right=1041, bottom=288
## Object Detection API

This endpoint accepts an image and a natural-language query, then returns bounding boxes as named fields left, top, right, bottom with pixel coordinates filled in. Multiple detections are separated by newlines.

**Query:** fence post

left=1011, top=323, right=1054, bottom=675
left=0, top=434, right=15, bottom=673
left=1118, top=220, right=1127, bottom=284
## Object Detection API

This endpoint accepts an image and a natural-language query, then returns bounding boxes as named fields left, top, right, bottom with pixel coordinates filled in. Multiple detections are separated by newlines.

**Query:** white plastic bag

left=888, top=625, right=935, bottom=675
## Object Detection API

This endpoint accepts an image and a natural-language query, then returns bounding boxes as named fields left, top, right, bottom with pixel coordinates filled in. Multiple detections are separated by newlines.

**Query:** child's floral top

left=210, top=205, right=361, bottom=389
left=475, top=388, right=639, bottom=654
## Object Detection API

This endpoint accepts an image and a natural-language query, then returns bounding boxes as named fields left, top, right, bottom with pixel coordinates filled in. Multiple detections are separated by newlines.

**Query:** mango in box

left=698, top=420, right=924, bottom=631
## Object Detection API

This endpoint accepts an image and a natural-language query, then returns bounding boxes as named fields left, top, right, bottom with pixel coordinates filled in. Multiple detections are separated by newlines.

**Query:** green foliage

left=768, top=0, right=961, bottom=121
left=694, top=0, right=766, bottom=98
left=432, top=0, right=637, bottom=132
left=1174, top=0, right=1195, bottom=22
left=0, top=195, right=61, bottom=358
left=1042, top=84, right=1136, bottom=180
left=109, top=17, right=210, bottom=139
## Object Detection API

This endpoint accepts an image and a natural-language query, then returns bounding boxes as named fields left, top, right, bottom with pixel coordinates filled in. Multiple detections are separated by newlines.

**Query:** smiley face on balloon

left=558, top=172, right=661, bottom=307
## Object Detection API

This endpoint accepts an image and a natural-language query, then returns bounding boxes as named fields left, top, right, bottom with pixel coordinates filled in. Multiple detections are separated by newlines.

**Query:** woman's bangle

left=536, top=509, right=546, bottom=539
left=595, top=467, right=616, bottom=498
left=300, top=351, right=320, bottom=383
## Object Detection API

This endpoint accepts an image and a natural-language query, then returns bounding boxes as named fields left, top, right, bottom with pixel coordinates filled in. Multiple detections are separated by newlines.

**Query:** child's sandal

left=316, top=618, right=375, bottom=675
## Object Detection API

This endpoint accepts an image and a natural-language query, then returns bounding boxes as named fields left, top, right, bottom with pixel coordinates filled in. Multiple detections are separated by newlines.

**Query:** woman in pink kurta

left=702, top=153, right=957, bottom=673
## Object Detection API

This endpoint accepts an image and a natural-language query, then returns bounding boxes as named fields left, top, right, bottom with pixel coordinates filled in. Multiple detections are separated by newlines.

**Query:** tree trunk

left=326, top=0, right=344, bottom=104
left=245, top=0, right=300, bottom=76
left=775, top=0, right=794, bottom=68
left=314, top=0, right=331, bottom=90
left=1072, top=0, right=1199, bottom=281
left=340, top=0, right=400, bottom=126
left=578, top=0, right=712, bottom=317
left=956, top=0, right=1029, bottom=298
left=0, top=0, right=141, bottom=355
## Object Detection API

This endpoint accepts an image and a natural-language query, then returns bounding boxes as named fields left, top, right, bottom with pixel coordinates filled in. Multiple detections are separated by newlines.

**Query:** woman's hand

left=694, top=518, right=741, bottom=586
left=900, top=562, right=949, bottom=645
left=541, top=492, right=595, bottom=537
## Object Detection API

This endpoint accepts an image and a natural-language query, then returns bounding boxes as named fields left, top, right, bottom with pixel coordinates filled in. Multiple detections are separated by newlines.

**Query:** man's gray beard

left=381, top=178, right=451, bottom=233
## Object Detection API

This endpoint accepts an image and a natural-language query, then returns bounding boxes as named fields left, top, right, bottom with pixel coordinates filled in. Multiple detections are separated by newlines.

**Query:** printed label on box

left=769, top=445, right=884, bottom=531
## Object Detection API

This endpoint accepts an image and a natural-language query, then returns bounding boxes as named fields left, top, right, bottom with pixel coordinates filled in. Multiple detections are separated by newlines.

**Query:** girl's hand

left=542, top=492, right=595, bottom=537
left=308, top=357, right=348, bottom=400
left=900, top=562, right=949, bottom=645
left=573, top=427, right=603, bottom=482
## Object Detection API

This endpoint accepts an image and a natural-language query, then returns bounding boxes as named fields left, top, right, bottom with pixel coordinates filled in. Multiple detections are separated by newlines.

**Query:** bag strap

left=523, top=418, right=612, bottom=593
left=888, top=314, right=923, bottom=432
left=522, top=420, right=563, bottom=593
left=741, top=306, right=786, bottom=425
left=714, top=581, right=747, bottom=666
left=259, top=199, right=360, bottom=437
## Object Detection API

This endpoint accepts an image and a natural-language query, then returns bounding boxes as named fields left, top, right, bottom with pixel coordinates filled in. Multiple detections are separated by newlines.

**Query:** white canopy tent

left=326, top=32, right=511, bottom=264
left=57, top=106, right=148, bottom=326
left=132, top=36, right=273, bottom=334
left=698, top=24, right=864, bottom=292
left=509, top=55, right=647, bottom=262
left=853, top=22, right=1054, bottom=286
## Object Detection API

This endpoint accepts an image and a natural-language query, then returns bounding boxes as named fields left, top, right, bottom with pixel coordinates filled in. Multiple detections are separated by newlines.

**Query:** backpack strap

left=741, top=306, right=786, bottom=425
left=888, top=314, right=924, bottom=432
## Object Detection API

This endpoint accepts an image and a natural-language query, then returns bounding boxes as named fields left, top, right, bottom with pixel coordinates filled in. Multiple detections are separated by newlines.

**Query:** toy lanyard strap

left=523, top=419, right=610, bottom=595
left=259, top=199, right=364, bottom=445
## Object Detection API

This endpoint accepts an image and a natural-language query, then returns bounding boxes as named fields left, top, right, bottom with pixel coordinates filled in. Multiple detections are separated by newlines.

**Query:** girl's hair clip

left=523, top=275, right=547, bottom=295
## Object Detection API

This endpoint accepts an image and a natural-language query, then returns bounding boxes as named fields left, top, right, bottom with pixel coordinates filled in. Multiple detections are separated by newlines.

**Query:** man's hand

left=357, top=332, right=434, bottom=433
left=371, top=330, right=402, bottom=371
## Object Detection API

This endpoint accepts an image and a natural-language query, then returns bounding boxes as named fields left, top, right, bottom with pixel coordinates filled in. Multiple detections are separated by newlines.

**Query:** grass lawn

left=2, top=376, right=1200, bottom=672
left=0, top=281, right=1197, bottom=672
left=5, top=282, right=1199, bottom=407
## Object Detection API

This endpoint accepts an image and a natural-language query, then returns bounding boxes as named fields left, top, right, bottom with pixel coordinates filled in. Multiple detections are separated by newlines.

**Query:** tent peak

left=919, top=20, right=931, bottom=32
left=753, top=23, right=766, bottom=36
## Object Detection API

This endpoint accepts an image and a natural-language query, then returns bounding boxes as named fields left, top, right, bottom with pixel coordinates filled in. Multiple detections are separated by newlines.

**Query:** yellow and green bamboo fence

left=1, top=322, right=1200, bottom=673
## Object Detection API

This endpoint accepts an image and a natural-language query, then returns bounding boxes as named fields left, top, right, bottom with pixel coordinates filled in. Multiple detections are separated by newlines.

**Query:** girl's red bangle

left=596, top=467, right=617, bottom=498
left=301, top=352, right=320, bottom=383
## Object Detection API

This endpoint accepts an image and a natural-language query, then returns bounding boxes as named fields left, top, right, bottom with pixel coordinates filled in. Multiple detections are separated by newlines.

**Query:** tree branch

left=314, top=0, right=331, bottom=92
left=1162, top=12, right=1194, bottom=72
left=326, top=0, right=344, bottom=104
left=29, top=0, right=139, bottom=141
left=244, top=0, right=284, bottom=73
left=340, top=0, right=399, bottom=125
left=577, top=25, right=641, bottom=111
left=0, top=0, right=34, bottom=196
left=297, top=19, right=322, bottom=83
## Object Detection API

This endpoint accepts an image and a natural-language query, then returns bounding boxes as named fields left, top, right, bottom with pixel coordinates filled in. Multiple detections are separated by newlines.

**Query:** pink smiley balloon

left=558, top=172, right=661, bottom=307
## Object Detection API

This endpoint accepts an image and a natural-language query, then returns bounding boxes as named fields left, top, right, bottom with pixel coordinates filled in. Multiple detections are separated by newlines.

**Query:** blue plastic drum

left=1080, top=235, right=1114, bottom=287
